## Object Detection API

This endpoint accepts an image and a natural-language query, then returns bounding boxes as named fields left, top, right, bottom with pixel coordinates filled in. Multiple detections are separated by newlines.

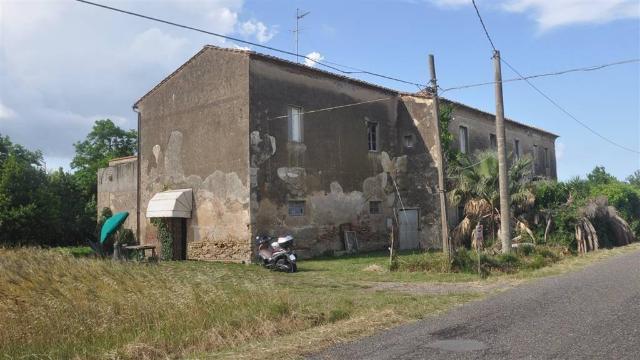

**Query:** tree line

left=0, top=120, right=136, bottom=247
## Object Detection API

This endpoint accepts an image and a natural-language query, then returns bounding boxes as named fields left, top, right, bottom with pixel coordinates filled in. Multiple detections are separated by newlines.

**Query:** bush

left=395, top=252, right=449, bottom=272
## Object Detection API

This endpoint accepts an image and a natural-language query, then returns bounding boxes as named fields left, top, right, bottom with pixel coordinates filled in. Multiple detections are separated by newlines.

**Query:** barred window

left=288, top=201, right=305, bottom=216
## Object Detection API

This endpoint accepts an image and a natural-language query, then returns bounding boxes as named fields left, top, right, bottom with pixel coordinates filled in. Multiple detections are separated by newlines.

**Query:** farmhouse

left=97, top=45, right=558, bottom=262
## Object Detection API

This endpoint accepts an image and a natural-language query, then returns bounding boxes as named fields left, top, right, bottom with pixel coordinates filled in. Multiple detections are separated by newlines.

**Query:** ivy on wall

left=151, top=218, right=173, bottom=261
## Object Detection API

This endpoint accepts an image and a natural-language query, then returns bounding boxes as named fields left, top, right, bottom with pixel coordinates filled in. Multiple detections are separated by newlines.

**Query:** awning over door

left=146, top=189, right=193, bottom=218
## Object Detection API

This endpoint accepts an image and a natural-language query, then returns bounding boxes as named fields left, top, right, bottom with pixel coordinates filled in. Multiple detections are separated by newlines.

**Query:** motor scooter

left=255, top=235, right=297, bottom=272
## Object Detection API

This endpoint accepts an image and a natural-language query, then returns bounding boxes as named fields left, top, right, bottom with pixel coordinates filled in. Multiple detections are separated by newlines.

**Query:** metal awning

left=146, top=189, right=193, bottom=218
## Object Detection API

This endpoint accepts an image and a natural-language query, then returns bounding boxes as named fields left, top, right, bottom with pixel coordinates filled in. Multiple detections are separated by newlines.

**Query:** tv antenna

left=293, top=8, right=310, bottom=63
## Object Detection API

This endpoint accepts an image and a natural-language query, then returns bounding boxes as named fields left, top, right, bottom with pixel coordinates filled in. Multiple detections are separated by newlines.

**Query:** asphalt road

left=311, top=249, right=640, bottom=359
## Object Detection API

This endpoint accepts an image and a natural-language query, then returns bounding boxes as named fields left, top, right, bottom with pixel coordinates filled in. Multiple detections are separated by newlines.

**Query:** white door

left=398, top=209, right=419, bottom=250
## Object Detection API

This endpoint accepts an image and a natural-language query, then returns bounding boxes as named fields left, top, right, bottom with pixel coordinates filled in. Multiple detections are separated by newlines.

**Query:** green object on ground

left=100, top=212, right=129, bottom=244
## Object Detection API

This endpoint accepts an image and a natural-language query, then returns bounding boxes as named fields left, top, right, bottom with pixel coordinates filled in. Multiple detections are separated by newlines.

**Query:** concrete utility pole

left=428, top=54, right=451, bottom=259
left=493, top=50, right=512, bottom=253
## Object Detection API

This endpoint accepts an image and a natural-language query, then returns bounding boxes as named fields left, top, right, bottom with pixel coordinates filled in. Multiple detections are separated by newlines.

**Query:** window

left=533, top=144, right=538, bottom=168
left=459, top=126, right=469, bottom=154
left=288, top=201, right=305, bottom=216
left=514, top=139, right=521, bottom=160
left=288, top=106, right=303, bottom=142
left=403, top=134, right=415, bottom=148
left=369, top=201, right=382, bottom=214
left=457, top=205, right=465, bottom=222
left=489, top=133, right=497, bottom=149
left=544, top=147, right=549, bottom=168
left=367, top=121, right=379, bottom=151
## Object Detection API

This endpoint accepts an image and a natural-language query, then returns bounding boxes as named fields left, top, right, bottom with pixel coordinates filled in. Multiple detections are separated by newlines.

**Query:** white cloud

left=502, top=0, right=640, bottom=31
left=239, top=20, right=277, bottom=43
left=0, top=102, right=17, bottom=120
left=427, top=0, right=640, bottom=30
left=0, top=0, right=276, bottom=166
left=304, top=52, right=325, bottom=68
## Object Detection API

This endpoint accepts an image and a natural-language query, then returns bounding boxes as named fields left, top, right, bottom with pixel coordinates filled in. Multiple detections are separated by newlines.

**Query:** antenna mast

left=294, top=8, right=310, bottom=63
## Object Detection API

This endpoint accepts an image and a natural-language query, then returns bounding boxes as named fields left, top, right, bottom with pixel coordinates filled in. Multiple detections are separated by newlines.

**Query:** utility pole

left=428, top=54, right=451, bottom=259
left=294, top=8, right=310, bottom=63
left=493, top=50, right=512, bottom=253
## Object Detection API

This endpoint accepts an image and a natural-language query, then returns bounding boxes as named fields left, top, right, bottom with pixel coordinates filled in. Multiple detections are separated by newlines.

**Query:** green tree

left=449, top=150, right=534, bottom=251
left=586, top=166, right=617, bottom=185
left=626, top=170, right=640, bottom=188
left=0, top=153, right=53, bottom=246
left=71, top=119, right=137, bottom=197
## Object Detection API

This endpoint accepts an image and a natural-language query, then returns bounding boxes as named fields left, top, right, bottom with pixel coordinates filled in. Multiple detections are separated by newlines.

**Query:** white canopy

left=146, top=189, right=193, bottom=218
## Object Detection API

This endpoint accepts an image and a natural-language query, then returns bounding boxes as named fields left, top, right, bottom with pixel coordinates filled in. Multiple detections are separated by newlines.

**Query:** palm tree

left=448, top=150, right=534, bottom=251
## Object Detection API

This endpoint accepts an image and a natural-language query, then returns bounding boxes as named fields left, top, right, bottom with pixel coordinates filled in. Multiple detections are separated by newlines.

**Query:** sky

left=0, top=0, right=639, bottom=180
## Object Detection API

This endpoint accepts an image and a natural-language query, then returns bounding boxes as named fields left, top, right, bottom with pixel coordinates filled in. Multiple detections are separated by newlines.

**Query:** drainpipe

left=133, top=105, right=141, bottom=244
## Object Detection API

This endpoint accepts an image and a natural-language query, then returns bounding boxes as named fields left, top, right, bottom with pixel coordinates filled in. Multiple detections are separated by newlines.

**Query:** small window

left=514, top=139, right=521, bottom=160
left=367, top=121, right=379, bottom=151
left=457, top=205, right=465, bottom=221
left=533, top=144, right=538, bottom=168
left=459, top=126, right=469, bottom=154
left=544, top=147, right=549, bottom=168
left=403, top=134, right=415, bottom=148
left=288, top=106, right=303, bottom=142
left=369, top=201, right=382, bottom=214
left=489, top=134, right=497, bottom=149
left=288, top=201, right=305, bottom=216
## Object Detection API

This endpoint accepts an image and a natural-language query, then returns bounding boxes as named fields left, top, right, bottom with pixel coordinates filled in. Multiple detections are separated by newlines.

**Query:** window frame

left=367, top=121, right=379, bottom=152
left=287, top=105, right=304, bottom=143
left=459, top=126, right=469, bottom=154
left=288, top=200, right=305, bottom=217
left=489, top=133, right=497, bottom=149
left=369, top=200, right=382, bottom=215
left=403, top=133, right=415, bottom=149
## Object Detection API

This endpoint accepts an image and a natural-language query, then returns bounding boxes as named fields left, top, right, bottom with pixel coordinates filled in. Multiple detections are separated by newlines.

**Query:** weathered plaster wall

left=397, top=95, right=442, bottom=249
left=248, top=57, right=406, bottom=257
left=97, top=158, right=137, bottom=233
left=136, top=48, right=252, bottom=262
left=445, top=101, right=557, bottom=179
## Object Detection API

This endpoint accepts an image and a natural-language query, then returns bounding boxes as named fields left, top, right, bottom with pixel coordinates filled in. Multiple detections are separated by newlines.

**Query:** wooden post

left=428, top=54, right=451, bottom=261
left=493, top=50, right=512, bottom=253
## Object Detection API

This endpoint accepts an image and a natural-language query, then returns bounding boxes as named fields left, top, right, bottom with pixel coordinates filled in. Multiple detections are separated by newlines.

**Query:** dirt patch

left=366, top=280, right=522, bottom=295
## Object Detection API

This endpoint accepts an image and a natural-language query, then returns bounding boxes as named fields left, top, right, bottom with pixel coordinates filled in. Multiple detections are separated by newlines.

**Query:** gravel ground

left=311, top=248, right=640, bottom=359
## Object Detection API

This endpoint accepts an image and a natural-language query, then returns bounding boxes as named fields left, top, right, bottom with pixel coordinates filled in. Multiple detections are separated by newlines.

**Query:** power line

left=268, top=97, right=395, bottom=120
left=471, top=0, right=496, bottom=51
left=500, top=57, right=640, bottom=154
left=73, top=0, right=425, bottom=88
left=469, top=0, right=639, bottom=155
left=441, top=58, right=640, bottom=93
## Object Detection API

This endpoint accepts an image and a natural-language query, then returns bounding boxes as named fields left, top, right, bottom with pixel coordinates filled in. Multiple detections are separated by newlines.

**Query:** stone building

left=97, top=45, right=558, bottom=262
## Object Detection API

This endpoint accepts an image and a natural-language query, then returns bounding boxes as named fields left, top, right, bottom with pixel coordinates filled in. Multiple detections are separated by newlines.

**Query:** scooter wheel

left=290, top=262, right=297, bottom=273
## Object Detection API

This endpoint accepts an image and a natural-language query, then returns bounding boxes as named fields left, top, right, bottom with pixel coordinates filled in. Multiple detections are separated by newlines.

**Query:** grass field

left=2, top=244, right=638, bottom=359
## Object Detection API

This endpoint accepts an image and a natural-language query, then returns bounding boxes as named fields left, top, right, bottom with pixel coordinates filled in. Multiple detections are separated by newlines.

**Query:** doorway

left=398, top=208, right=419, bottom=250
left=168, top=218, right=187, bottom=260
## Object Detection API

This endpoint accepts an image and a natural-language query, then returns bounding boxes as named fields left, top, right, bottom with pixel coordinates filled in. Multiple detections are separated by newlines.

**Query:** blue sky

left=1, top=0, right=638, bottom=180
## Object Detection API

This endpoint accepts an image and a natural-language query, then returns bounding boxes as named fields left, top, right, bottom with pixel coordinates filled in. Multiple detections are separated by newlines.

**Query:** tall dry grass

left=0, top=248, right=477, bottom=359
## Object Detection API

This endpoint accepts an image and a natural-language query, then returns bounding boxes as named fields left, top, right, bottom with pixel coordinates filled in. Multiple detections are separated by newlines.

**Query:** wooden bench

left=123, top=244, right=157, bottom=260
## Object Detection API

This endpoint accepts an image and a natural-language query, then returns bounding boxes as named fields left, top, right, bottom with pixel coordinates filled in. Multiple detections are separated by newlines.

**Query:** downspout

left=133, top=104, right=141, bottom=244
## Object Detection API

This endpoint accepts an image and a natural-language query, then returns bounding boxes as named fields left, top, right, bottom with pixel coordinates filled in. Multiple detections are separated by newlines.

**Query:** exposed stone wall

left=97, top=158, right=137, bottom=233
left=136, top=48, right=252, bottom=262
left=248, top=57, right=405, bottom=258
